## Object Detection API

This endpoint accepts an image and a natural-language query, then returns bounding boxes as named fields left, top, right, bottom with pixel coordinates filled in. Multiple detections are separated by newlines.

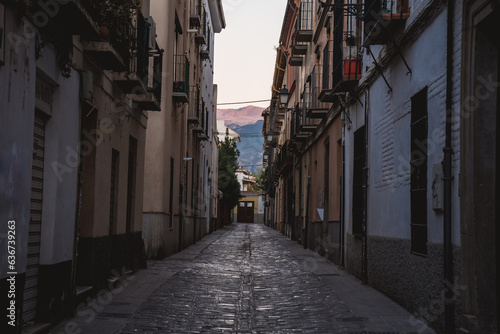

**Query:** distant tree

left=251, top=168, right=267, bottom=194
left=218, top=134, right=241, bottom=225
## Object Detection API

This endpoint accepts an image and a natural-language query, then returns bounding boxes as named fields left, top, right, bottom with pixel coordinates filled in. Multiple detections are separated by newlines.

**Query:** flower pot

left=100, top=24, right=111, bottom=42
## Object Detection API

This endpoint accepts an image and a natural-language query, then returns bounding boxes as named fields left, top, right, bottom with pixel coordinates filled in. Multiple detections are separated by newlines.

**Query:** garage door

left=23, top=113, right=45, bottom=323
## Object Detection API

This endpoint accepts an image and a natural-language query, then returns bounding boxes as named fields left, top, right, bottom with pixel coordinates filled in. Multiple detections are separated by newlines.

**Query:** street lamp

left=266, top=130, right=274, bottom=144
left=263, top=150, right=269, bottom=161
left=279, top=86, right=289, bottom=106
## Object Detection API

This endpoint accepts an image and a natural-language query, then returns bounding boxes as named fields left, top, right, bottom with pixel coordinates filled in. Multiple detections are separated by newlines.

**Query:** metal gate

left=23, top=113, right=45, bottom=323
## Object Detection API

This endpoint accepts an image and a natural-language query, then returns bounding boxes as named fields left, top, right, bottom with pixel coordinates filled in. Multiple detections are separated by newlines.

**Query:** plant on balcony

left=92, top=0, right=141, bottom=61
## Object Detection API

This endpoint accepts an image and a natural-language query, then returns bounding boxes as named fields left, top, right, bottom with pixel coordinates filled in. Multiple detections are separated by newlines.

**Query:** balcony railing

left=132, top=47, right=162, bottom=111
left=363, top=0, right=410, bottom=45
left=188, top=86, right=201, bottom=124
left=190, top=0, right=203, bottom=27
left=195, top=10, right=208, bottom=45
left=173, top=55, right=190, bottom=103
left=331, top=3, right=361, bottom=93
left=306, top=65, right=330, bottom=118
left=296, top=0, right=314, bottom=42
left=79, top=0, right=138, bottom=71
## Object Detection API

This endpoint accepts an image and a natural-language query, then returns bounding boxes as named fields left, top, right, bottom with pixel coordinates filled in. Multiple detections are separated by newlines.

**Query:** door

left=23, top=112, right=46, bottom=323
left=237, top=201, right=254, bottom=223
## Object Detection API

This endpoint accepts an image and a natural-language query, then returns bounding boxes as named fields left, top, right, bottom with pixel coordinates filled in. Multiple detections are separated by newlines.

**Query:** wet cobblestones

left=119, top=224, right=367, bottom=333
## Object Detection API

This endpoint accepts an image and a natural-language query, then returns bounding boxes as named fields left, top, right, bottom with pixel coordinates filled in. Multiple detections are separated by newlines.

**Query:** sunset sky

left=214, top=0, right=288, bottom=110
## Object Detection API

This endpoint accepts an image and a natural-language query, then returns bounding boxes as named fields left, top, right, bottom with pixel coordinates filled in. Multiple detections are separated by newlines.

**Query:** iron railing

left=134, top=12, right=149, bottom=87
left=150, top=48, right=162, bottom=104
left=332, top=0, right=362, bottom=90
left=297, top=0, right=314, bottom=31
left=189, top=86, right=201, bottom=120
left=174, top=55, right=190, bottom=96
left=308, top=65, right=330, bottom=110
left=82, top=0, right=136, bottom=64
left=364, top=0, right=410, bottom=20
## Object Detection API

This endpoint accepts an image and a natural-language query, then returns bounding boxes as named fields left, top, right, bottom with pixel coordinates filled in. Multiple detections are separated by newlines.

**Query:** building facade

left=265, top=0, right=497, bottom=333
left=142, top=0, right=225, bottom=259
left=1, top=0, right=160, bottom=330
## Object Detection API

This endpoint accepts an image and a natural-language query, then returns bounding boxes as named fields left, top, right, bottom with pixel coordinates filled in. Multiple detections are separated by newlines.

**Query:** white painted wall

left=345, top=6, right=461, bottom=246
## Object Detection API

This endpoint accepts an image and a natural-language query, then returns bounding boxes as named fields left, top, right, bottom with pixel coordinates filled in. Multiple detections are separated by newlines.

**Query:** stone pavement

left=48, top=223, right=435, bottom=334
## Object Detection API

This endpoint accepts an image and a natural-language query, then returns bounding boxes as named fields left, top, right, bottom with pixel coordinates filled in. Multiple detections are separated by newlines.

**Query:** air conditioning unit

left=146, top=16, right=157, bottom=50
left=82, top=71, right=93, bottom=101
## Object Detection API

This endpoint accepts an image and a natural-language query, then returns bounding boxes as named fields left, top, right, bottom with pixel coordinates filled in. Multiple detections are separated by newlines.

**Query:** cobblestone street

left=50, top=223, right=434, bottom=334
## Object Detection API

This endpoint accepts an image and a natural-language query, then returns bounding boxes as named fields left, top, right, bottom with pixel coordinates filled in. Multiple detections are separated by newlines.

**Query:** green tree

left=251, top=168, right=267, bottom=194
left=218, top=134, right=241, bottom=225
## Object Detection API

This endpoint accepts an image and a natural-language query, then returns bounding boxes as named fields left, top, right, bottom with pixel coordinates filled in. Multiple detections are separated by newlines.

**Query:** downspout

left=444, top=0, right=455, bottom=331
left=288, top=0, right=298, bottom=16
left=340, top=111, right=345, bottom=268
left=362, top=90, right=369, bottom=285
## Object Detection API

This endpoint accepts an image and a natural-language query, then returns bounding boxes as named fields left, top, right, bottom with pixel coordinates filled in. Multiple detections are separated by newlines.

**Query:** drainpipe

left=288, top=0, right=298, bottom=16
left=340, top=117, right=345, bottom=268
left=362, top=91, right=369, bottom=285
left=444, top=0, right=455, bottom=331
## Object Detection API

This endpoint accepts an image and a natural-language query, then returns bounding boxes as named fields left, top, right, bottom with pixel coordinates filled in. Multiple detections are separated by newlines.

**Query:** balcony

left=188, top=86, right=201, bottom=125
left=290, top=105, right=315, bottom=143
left=81, top=41, right=126, bottom=71
left=173, top=55, right=190, bottom=103
left=331, top=8, right=362, bottom=93
left=291, top=35, right=308, bottom=56
left=200, top=49, right=210, bottom=60
left=295, top=0, right=314, bottom=43
left=195, top=11, right=207, bottom=45
left=113, top=12, right=150, bottom=94
left=363, top=0, right=410, bottom=45
left=190, top=0, right=203, bottom=27
left=132, top=45, right=162, bottom=111
left=289, top=56, right=304, bottom=67
left=51, top=0, right=100, bottom=37
left=306, top=65, right=330, bottom=119
left=318, top=41, right=337, bottom=102
left=332, top=47, right=362, bottom=93
left=81, top=6, right=136, bottom=72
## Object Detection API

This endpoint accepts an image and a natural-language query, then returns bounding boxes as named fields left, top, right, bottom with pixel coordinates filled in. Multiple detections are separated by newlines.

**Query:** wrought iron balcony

left=188, top=86, right=201, bottom=125
left=363, top=0, right=410, bottom=45
left=190, top=0, right=203, bottom=27
left=306, top=65, right=330, bottom=118
left=133, top=46, right=162, bottom=111
left=296, top=0, right=314, bottom=43
left=195, top=10, right=208, bottom=45
left=81, top=2, right=138, bottom=72
left=331, top=5, right=362, bottom=93
left=173, top=55, right=190, bottom=103
left=113, top=12, right=150, bottom=94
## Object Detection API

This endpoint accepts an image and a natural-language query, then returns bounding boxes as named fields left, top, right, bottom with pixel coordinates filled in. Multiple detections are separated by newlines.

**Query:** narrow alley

left=50, top=224, right=433, bottom=334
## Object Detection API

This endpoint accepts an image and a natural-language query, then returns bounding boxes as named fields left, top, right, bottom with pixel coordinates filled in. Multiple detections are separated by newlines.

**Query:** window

left=352, top=126, right=366, bottom=236
left=410, top=88, right=428, bottom=255
left=247, top=202, right=253, bottom=208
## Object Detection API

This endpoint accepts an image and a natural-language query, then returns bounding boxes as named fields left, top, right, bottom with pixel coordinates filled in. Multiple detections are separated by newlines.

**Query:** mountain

left=217, top=105, right=265, bottom=126
left=227, top=120, right=264, bottom=174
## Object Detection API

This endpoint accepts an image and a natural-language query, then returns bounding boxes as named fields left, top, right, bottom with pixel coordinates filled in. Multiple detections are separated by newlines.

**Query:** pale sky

left=214, top=0, right=288, bottom=110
